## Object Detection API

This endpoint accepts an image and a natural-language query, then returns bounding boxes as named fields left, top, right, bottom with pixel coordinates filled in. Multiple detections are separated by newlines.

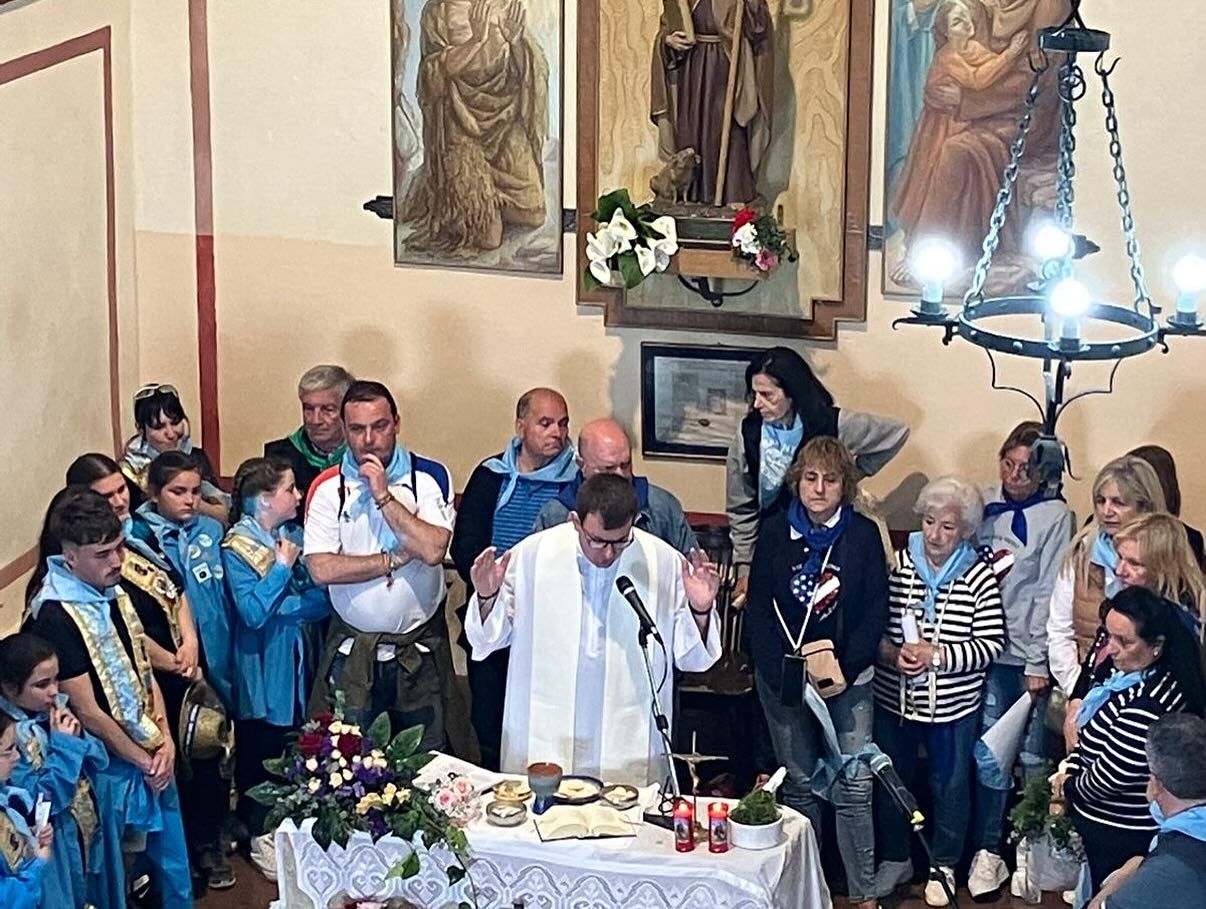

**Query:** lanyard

left=772, top=544, right=833, bottom=653
left=900, top=572, right=954, bottom=720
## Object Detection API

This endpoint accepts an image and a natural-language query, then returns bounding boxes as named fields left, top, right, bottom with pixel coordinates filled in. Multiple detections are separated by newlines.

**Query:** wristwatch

left=931, top=648, right=942, bottom=670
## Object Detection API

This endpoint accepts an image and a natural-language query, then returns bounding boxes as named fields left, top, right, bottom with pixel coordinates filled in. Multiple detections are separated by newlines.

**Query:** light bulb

left=1030, top=222, right=1073, bottom=261
left=1049, top=278, right=1091, bottom=318
left=1172, top=253, right=1206, bottom=294
left=912, top=240, right=959, bottom=285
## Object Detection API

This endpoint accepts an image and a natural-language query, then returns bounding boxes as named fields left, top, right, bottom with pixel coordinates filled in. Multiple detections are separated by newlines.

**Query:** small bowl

left=492, top=779, right=532, bottom=802
left=486, top=798, right=528, bottom=827
left=728, top=811, right=784, bottom=850
left=599, top=783, right=640, bottom=810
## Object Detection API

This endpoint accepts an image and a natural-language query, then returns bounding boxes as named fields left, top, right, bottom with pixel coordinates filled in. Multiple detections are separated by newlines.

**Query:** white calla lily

left=634, top=244, right=657, bottom=276
left=607, top=209, right=637, bottom=251
left=649, top=215, right=678, bottom=246
left=589, top=258, right=616, bottom=284
left=586, top=227, right=619, bottom=264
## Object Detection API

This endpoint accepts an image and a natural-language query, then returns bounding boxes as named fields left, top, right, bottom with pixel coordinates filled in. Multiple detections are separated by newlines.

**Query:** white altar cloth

left=274, top=755, right=831, bottom=908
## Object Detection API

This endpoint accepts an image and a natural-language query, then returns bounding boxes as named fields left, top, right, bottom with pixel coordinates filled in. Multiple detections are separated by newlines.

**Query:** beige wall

left=0, top=0, right=141, bottom=630
left=5, top=1, right=1206, bottom=627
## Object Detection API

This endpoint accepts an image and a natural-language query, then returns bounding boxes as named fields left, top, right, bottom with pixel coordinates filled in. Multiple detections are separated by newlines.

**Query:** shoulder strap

left=221, top=532, right=276, bottom=578
left=120, top=459, right=148, bottom=493
left=122, top=551, right=183, bottom=644
left=0, top=812, right=33, bottom=873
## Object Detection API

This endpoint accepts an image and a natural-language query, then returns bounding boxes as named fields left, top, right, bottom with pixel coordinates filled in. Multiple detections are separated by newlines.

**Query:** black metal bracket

left=676, top=275, right=760, bottom=308
left=891, top=314, right=959, bottom=346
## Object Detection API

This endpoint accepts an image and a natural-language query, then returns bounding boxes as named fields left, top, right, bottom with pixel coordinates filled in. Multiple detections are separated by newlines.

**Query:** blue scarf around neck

left=1076, top=667, right=1146, bottom=728
left=788, top=500, right=850, bottom=576
left=1150, top=802, right=1206, bottom=846
left=983, top=487, right=1060, bottom=546
left=340, top=445, right=411, bottom=551
left=1090, top=530, right=1121, bottom=597
left=907, top=532, right=978, bottom=622
left=759, top=414, right=804, bottom=509
left=483, top=438, right=578, bottom=510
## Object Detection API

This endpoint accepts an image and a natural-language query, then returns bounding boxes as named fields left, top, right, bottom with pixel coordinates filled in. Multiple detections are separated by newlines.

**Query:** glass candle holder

left=707, top=802, right=729, bottom=853
left=673, top=798, right=695, bottom=852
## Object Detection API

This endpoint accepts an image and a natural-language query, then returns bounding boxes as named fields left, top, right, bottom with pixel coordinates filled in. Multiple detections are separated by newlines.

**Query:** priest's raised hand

left=681, top=548, right=720, bottom=611
left=470, top=545, right=512, bottom=607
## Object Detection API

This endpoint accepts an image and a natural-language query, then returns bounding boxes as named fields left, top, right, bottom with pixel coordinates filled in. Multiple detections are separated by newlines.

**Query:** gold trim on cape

left=122, top=550, right=184, bottom=645
left=221, top=531, right=275, bottom=579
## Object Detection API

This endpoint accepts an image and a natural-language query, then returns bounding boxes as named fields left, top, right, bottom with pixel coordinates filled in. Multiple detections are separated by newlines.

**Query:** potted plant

left=1007, top=762, right=1084, bottom=902
left=249, top=699, right=477, bottom=908
left=727, top=768, right=786, bottom=850
left=584, top=188, right=678, bottom=290
left=730, top=207, right=797, bottom=274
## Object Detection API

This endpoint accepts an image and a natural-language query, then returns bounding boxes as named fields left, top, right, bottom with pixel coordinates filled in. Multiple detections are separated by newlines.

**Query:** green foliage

left=262, top=756, right=290, bottom=777
left=366, top=711, right=392, bottom=748
left=385, top=851, right=421, bottom=880
left=1009, top=762, right=1081, bottom=856
left=246, top=781, right=286, bottom=806
left=730, top=788, right=779, bottom=826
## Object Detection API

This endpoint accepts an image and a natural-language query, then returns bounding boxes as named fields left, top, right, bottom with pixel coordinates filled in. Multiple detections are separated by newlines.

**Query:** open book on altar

left=534, top=805, right=637, bottom=842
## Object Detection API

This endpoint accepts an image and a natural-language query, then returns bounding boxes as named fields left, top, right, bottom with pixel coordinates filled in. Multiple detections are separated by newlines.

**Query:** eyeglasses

left=580, top=527, right=635, bottom=552
left=1000, top=456, right=1032, bottom=478
left=134, top=383, right=180, bottom=401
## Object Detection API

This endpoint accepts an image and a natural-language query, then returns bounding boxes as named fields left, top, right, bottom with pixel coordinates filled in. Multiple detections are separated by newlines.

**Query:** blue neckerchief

left=1151, top=803, right=1206, bottom=847
left=1076, top=668, right=1146, bottom=728
left=124, top=433, right=226, bottom=502
left=788, top=500, right=850, bottom=576
left=907, top=532, right=978, bottom=622
left=230, top=515, right=313, bottom=590
left=136, top=503, right=195, bottom=574
left=233, top=514, right=277, bottom=550
left=483, top=438, right=578, bottom=510
left=0, top=696, right=47, bottom=772
left=28, top=556, right=115, bottom=620
left=983, top=488, right=1060, bottom=546
left=759, top=414, right=804, bottom=509
left=340, top=445, right=410, bottom=551
left=1090, top=530, right=1121, bottom=597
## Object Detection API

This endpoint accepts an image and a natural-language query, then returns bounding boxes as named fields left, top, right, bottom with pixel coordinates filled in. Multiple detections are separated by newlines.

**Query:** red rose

left=337, top=732, right=363, bottom=756
left=312, top=711, right=334, bottom=728
left=297, top=730, right=324, bottom=759
left=731, top=208, right=757, bottom=233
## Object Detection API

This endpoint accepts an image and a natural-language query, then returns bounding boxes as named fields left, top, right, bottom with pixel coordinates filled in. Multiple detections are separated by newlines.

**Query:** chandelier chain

left=1099, top=64, right=1151, bottom=309
left=965, top=66, right=1047, bottom=306
left=1055, top=58, right=1081, bottom=228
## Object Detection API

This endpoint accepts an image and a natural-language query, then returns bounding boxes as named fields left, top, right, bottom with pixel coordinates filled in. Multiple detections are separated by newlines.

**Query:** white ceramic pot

left=727, top=811, right=784, bottom=850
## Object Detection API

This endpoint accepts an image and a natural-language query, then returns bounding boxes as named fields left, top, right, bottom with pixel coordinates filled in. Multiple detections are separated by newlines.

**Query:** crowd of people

left=1, top=350, right=1204, bottom=909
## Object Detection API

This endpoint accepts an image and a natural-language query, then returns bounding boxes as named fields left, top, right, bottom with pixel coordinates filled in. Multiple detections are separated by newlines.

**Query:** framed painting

left=640, top=343, right=760, bottom=460
left=391, top=0, right=564, bottom=275
left=577, top=0, right=875, bottom=338
left=882, top=0, right=1070, bottom=299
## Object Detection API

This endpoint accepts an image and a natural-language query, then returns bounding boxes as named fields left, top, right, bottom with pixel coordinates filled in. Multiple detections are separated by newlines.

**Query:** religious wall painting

left=882, top=0, right=1070, bottom=299
left=576, top=0, right=874, bottom=338
left=391, top=0, right=563, bottom=275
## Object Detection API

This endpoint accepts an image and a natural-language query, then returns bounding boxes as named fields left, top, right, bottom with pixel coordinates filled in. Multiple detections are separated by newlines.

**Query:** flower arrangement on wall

left=730, top=208, right=798, bottom=274
left=584, top=189, right=679, bottom=290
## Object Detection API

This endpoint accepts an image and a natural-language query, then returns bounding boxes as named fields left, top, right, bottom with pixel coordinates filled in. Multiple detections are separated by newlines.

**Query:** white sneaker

left=249, top=832, right=278, bottom=883
left=1062, top=889, right=1076, bottom=905
left=968, top=849, right=1009, bottom=898
left=924, top=866, right=956, bottom=907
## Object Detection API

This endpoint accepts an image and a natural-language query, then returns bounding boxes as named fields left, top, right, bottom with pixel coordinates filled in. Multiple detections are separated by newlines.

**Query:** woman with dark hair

left=121, top=383, right=228, bottom=523
left=221, top=456, right=328, bottom=877
left=0, top=632, right=111, bottom=909
left=1127, top=444, right=1205, bottom=567
left=1053, top=586, right=1206, bottom=892
left=726, top=346, right=909, bottom=604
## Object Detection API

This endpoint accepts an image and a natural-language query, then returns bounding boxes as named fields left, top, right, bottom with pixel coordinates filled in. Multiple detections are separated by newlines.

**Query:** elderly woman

left=121, top=383, right=229, bottom=524
left=873, top=476, right=1005, bottom=907
left=969, top=422, right=1075, bottom=898
left=1054, top=586, right=1206, bottom=892
left=1046, top=456, right=1165, bottom=696
left=746, top=437, right=889, bottom=909
left=727, top=346, right=908, bottom=606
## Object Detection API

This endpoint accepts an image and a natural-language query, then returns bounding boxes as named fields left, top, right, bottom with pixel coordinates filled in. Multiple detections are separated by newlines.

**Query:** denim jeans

left=873, top=707, right=979, bottom=868
left=757, top=671, right=876, bottom=902
left=973, top=662, right=1051, bottom=853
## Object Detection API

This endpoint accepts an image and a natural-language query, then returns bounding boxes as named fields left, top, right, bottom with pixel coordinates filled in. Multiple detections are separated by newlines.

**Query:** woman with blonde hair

left=1047, top=456, right=1166, bottom=696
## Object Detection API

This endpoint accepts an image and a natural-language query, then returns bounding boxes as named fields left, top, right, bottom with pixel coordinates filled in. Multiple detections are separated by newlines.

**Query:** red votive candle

left=707, top=802, right=729, bottom=853
left=673, top=798, right=695, bottom=852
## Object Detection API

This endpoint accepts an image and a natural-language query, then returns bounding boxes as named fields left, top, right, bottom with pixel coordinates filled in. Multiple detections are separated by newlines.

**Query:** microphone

left=869, top=751, right=924, bottom=827
left=615, top=576, right=664, bottom=645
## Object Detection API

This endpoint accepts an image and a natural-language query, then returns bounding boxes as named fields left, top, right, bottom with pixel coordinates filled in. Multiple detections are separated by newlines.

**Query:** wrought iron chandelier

left=893, top=1, right=1205, bottom=490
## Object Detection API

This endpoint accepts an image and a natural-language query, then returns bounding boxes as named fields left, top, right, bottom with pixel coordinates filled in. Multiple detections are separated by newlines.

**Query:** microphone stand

left=637, top=623, right=681, bottom=812
left=878, top=779, right=960, bottom=909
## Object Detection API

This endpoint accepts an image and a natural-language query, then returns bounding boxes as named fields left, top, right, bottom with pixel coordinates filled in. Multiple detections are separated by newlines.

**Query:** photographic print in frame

left=391, top=0, right=563, bottom=275
left=641, top=344, right=760, bottom=460
left=882, top=0, right=1069, bottom=299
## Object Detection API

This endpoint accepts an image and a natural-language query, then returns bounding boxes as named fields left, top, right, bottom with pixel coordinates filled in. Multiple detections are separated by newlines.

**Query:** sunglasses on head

left=134, top=383, right=180, bottom=401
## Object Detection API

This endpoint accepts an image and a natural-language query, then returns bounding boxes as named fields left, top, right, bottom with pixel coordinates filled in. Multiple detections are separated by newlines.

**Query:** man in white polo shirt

left=304, top=380, right=457, bottom=750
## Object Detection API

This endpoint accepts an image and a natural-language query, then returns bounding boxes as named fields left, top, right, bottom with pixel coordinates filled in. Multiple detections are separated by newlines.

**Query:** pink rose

left=755, top=249, right=779, bottom=272
left=452, top=775, right=474, bottom=798
left=434, top=789, right=456, bottom=813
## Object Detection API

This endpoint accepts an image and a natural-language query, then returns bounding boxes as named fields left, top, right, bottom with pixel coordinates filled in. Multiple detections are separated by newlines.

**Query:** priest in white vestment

left=465, top=473, right=722, bottom=785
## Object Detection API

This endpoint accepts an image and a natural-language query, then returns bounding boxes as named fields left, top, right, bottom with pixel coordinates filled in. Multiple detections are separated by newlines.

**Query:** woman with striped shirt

left=873, top=477, right=1005, bottom=907
left=1053, top=586, right=1205, bottom=891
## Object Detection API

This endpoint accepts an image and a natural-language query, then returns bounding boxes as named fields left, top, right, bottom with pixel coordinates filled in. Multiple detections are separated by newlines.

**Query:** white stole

left=501, top=524, right=678, bottom=785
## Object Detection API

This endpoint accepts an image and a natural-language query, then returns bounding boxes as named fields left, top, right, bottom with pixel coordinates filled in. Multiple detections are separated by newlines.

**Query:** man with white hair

left=264, top=364, right=356, bottom=499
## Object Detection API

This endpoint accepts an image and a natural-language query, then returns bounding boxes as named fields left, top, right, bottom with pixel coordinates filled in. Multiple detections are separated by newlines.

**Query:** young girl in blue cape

left=222, top=456, right=329, bottom=873
left=0, top=706, right=55, bottom=909
left=0, top=634, right=111, bottom=909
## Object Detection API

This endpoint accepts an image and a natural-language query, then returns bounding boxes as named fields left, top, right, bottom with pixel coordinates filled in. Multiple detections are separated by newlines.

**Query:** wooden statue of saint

left=650, top=0, right=774, bottom=209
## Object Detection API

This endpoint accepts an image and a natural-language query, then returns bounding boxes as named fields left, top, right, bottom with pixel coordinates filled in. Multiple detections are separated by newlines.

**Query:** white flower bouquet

left=584, top=189, right=678, bottom=290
